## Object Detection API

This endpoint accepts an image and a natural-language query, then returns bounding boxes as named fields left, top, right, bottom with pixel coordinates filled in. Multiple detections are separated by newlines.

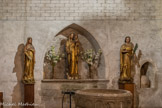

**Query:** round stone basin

left=75, top=89, right=132, bottom=108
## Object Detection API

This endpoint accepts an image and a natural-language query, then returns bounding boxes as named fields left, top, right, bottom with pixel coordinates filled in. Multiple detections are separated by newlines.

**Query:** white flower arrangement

left=45, top=46, right=64, bottom=66
left=81, top=49, right=102, bottom=66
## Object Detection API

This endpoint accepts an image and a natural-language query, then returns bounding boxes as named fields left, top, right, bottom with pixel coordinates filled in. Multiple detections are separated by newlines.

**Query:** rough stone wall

left=0, top=0, right=162, bottom=108
left=0, top=0, right=162, bottom=21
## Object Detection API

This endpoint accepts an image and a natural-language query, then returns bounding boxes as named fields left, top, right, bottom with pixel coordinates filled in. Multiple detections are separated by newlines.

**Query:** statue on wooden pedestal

left=23, top=37, right=35, bottom=84
left=66, top=33, right=80, bottom=79
left=119, top=36, right=138, bottom=83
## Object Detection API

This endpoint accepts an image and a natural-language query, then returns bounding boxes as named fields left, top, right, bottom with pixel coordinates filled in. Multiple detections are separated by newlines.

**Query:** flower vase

left=52, top=64, right=55, bottom=79
left=88, top=64, right=92, bottom=79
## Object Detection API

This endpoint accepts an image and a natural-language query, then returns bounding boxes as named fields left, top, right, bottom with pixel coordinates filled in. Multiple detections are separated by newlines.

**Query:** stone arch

left=55, top=23, right=101, bottom=52
left=139, top=60, right=157, bottom=88
left=95, top=100, right=104, bottom=108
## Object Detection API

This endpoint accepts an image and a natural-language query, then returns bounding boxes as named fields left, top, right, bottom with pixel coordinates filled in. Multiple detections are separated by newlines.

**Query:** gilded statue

left=74, top=34, right=80, bottom=78
left=66, top=33, right=80, bottom=79
left=119, top=36, right=135, bottom=83
left=23, top=37, right=35, bottom=84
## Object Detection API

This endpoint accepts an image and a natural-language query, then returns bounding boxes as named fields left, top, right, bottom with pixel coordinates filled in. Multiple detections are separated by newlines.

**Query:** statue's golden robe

left=23, top=44, right=35, bottom=84
left=120, top=43, right=134, bottom=82
left=66, top=36, right=80, bottom=78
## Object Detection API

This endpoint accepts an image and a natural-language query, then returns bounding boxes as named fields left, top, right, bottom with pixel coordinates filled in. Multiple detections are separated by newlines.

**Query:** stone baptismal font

left=75, top=89, right=132, bottom=108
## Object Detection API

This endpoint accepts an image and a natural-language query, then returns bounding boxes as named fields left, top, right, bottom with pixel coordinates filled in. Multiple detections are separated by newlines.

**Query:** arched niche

left=55, top=23, right=100, bottom=52
left=140, top=60, right=156, bottom=88
left=43, top=23, right=105, bottom=79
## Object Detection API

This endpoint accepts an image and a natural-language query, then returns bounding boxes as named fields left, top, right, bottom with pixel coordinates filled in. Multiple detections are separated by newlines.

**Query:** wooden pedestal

left=0, top=92, right=3, bottom=108
left=24, top=84, right=34, bottom=108
left=119, top=83, right=135, bottom=108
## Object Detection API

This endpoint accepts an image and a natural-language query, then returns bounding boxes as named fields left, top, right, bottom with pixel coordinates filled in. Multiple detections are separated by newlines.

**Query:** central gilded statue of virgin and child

left=66, top=33, right=80, bottom=79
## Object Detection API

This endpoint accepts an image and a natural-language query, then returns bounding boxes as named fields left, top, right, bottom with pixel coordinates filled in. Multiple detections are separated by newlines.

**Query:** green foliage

left=133, top=43, right=138, bottom=53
